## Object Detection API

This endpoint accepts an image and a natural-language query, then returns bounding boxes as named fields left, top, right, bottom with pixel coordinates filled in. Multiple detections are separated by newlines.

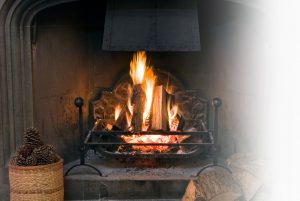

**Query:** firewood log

left=151, top=85, right=167, bottom=130
left=131, top=84, right=145, bottom=132
left=182, top=167, right=243, bottom=201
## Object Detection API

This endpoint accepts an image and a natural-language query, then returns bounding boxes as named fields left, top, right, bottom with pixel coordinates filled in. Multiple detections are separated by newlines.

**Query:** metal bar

left=74, top=97, right=85, bottom=165
left=86, top=142, right=213, bottom=146
left=92, top=131, right=211, bottom=135
left=97, top=146, right=205, bottom=159
left=84, top=130, right=92, bottom=144
left=65, top=97, right=103, bottom=177
left=212, top=98, right=222, bottom=165
left=65, top=164, right=103, bottom=176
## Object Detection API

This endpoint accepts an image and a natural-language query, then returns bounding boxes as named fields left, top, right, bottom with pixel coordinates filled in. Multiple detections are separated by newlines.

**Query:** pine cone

left=33, top=145, right=55, bottom=158
left=13, top=155, right=27, bottom=166
left=25, top=155, right=37, bottom=166
left=10, top=155, right=19, bottom=166
left=23, top=127, right=43, bottom=147
left=17, top=144, right=33, bottom=158
left=33, top=145, right=58, bottom=165
left=43, top=151, right=59, bottom=164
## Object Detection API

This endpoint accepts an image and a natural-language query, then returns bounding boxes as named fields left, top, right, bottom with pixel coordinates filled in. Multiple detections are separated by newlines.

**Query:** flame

left=115, top=104, right=122, bottom=121
left=142, top=68, right=156, bottom=127
left=129, top=51, right=156, bottom=130
left=127, top=85, right=133, bottom=115
left=167, top=98, right=179, bottom=131
left=121, top=51, right=181, bottom=152
left=130, top=51, right=147, bottom=84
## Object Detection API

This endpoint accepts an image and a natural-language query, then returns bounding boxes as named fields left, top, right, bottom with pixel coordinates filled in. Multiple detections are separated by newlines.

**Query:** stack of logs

left=102, top=84, right=183, bottom=132
left=92, top=78, right=207, bottom=133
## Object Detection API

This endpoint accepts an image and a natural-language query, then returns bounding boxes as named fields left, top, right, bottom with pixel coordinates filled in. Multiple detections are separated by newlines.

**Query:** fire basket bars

left=65, top=97, right=230, bottom=177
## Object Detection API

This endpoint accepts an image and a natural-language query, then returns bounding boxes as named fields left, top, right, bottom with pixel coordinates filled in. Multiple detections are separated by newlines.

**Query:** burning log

left=131, top=84, right=146, bottom=132
left=151, top=85, right=167, bottom=130
left=115, top=104, right=127, bottom=130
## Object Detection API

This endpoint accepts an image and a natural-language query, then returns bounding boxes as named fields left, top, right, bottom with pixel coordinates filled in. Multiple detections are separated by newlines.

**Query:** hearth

left=65, top=52, right=227, bottom=177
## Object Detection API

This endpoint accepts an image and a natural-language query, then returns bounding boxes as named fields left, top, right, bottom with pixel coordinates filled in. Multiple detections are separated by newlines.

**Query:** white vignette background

left=257, top=0, right=300, bottom=201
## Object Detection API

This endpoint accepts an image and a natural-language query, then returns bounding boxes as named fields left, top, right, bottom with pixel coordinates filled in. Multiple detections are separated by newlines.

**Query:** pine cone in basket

left=25, top=155, right=37, bottom=166
left=10, top=155, right=27, bottom=166
left=43, top=151, right=59, bottom=164
left=32, top=145, right=59, bottom=165
left=17, top=144, right=33, bottom=158
left=23, top=127, right=43, bottom=147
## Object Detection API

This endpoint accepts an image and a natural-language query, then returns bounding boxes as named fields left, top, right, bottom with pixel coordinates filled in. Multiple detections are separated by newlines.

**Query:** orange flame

left=130, top=51, right=146, bottom=85
left=126, top=85, right=133, bottom=128
left=129, top=51, right=156, bottom=130
left=122, top=51, right=180, bottom=152
left=115, top=104, right=122, bottom=121
left=142, top=68, right=156, bottom=127
left=167, top=98, right=178, bottom=131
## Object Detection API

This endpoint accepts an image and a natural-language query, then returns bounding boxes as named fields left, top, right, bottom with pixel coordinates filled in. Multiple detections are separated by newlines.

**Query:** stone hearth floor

left=64, top=152, right=213, bottom=200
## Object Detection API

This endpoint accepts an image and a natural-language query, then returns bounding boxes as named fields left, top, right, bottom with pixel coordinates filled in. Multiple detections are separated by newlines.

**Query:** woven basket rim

left=9, top=157, right=63, bottom=170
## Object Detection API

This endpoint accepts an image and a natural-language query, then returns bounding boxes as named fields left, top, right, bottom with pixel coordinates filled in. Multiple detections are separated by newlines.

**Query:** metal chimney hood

left=102, top=0, right=201, bottom=51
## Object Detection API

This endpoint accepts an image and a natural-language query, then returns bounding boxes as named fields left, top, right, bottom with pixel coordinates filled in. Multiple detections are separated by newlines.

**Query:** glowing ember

left=121, top=134, right=178, bottom=152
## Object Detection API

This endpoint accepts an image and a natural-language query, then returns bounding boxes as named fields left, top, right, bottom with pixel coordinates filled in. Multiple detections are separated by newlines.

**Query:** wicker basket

left=8, top=158, right=64, bottom=201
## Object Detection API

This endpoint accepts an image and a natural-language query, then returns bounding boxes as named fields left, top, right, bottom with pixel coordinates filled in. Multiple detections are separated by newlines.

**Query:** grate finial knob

left=74, top=97, right=84, bottom=108
left=212, top=97, right=222, bottom=108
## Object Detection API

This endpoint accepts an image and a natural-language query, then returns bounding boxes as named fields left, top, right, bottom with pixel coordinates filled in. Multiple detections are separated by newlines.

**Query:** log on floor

left=182, top=167, right=243, bottom=201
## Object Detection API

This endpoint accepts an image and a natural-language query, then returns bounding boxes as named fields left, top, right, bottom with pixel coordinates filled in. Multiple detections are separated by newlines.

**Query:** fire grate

left=64, top=50, right=228, bottom=177
left=65, top=97, right=226, bottom=177
left=85, top=130, right=214, bottom=159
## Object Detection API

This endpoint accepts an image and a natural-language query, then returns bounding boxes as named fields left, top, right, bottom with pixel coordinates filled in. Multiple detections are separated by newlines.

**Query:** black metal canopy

left=102, top=0, right=201, bottom=51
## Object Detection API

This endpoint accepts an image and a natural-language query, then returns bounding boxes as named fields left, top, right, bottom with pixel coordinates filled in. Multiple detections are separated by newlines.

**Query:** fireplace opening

left=86, top=51, right=215, bottom=159
left=29, top=0, right=263, bottom=164
left=0, top=0, right=266, bottom=200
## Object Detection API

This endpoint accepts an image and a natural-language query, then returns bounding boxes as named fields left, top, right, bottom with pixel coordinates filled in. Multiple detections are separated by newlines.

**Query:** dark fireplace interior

left=0, top=0, right=265, bottom=200
left=32, top=0, right=262, bottom=163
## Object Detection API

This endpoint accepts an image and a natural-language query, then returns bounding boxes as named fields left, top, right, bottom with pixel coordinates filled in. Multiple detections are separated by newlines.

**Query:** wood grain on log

left=151, top=85, right=167, bottom=130
left=182, top=167, right=243, bottom=201
left=131, top=84, right=145, bottom=132
left=227, top=153, right=265, bottom=201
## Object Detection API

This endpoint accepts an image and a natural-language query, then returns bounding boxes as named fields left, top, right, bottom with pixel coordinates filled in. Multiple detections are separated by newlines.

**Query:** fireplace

left=0, top=0, right=263, bottom=200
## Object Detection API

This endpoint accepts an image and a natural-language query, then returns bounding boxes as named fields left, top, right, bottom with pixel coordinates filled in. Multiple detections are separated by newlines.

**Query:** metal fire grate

left=65, top=97, right=225, bottom=177
left=85, top=130, right=214, bottom=159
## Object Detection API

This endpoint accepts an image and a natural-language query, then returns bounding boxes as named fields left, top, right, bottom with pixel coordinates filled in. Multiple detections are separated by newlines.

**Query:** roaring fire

left=116, top=51, right=181, bottom=152
left=129, top=51, right=156, bottom=130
